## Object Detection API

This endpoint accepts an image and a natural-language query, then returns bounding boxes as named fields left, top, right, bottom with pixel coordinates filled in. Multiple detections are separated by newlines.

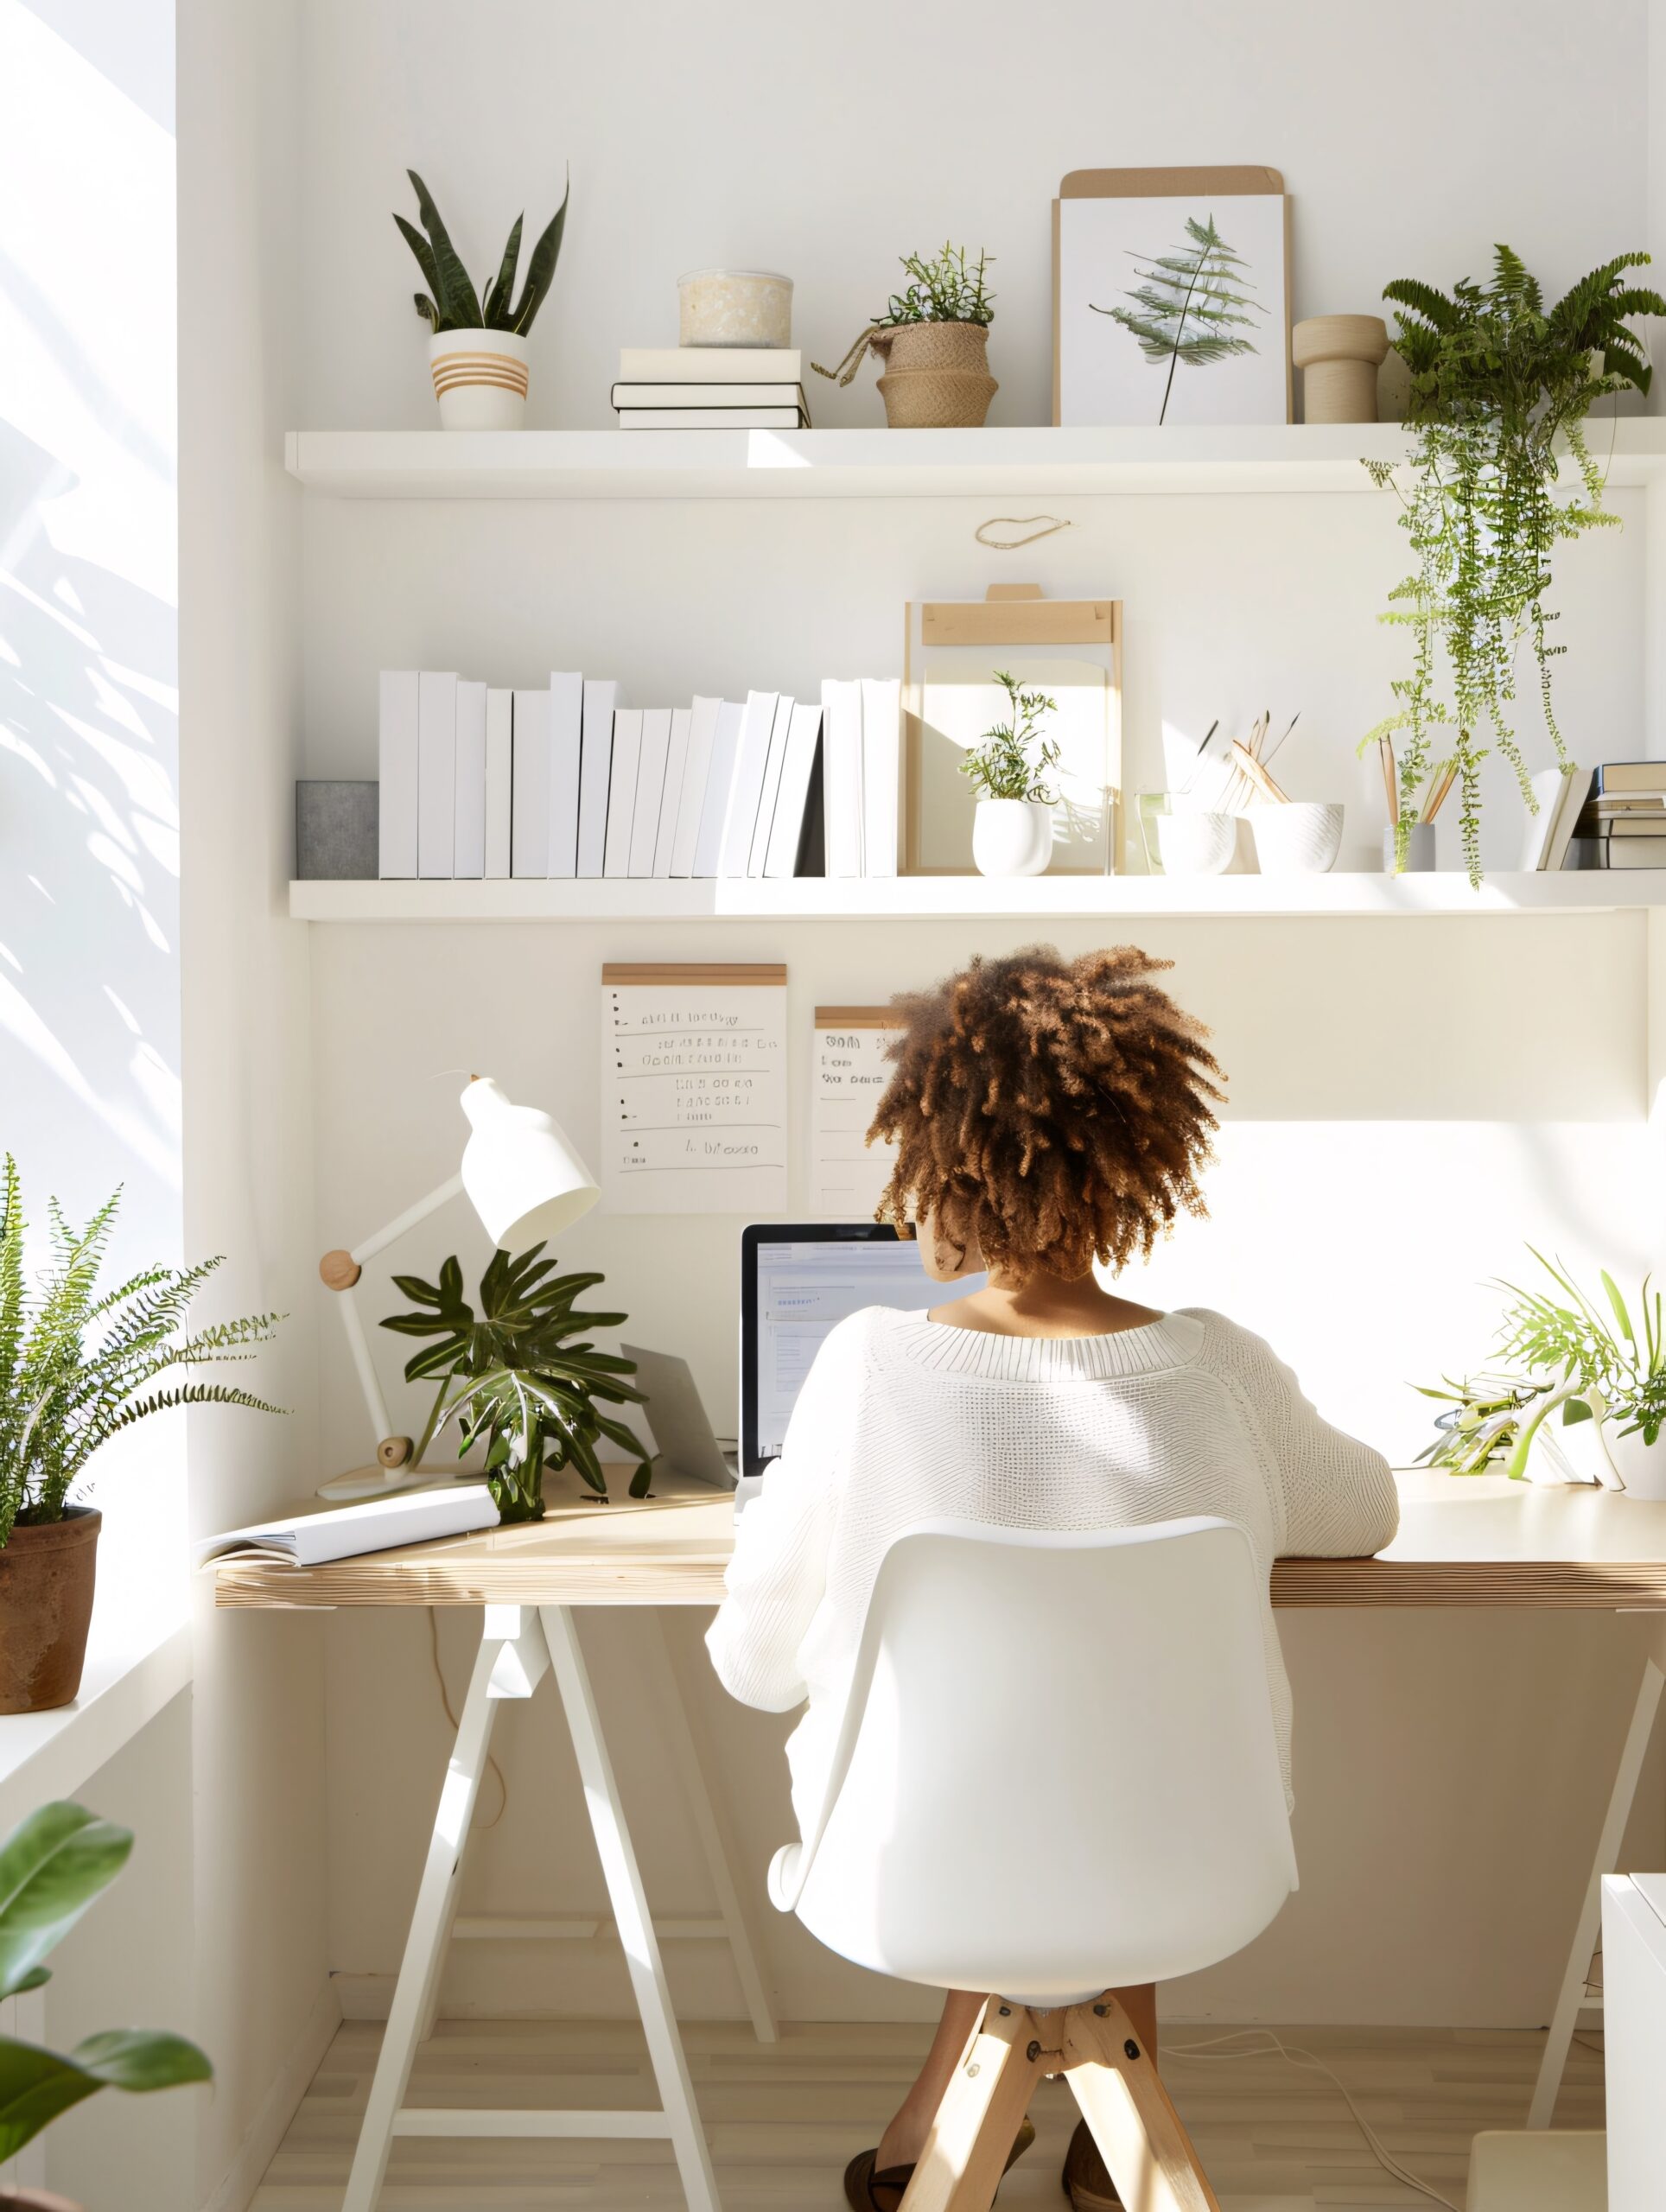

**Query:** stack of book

left=610, top=346, right=809, bottom=430
left=1565, top=762, right=1666, bottom=869
left=375, top=671, right=898, bottom=881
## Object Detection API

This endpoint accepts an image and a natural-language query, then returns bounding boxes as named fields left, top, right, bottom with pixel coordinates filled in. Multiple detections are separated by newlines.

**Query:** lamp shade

left=459, top=1077, right=599, bottom=1249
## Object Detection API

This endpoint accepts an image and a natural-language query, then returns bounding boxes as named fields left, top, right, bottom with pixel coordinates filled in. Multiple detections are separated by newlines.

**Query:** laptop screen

left=740, top=1224, right=986, bottom=1475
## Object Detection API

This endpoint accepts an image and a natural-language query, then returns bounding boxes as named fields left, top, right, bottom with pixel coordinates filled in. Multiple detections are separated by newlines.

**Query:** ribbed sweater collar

left=885, top=1308, right=1208, bottom=1381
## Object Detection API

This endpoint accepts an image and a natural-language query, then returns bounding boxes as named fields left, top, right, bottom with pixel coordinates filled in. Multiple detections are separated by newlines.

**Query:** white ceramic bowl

left=1155, top=810, right=1237, bottom=876
left=1249, top=801, right=1344, bottom=875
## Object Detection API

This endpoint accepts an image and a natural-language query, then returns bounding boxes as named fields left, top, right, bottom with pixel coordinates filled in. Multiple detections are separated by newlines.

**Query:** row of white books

left=377, top=672, right=900, bottom=880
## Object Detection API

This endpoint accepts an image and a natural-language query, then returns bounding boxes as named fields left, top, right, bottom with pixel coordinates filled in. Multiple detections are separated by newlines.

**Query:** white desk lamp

left=316, top=1076, right=600, bottom=1500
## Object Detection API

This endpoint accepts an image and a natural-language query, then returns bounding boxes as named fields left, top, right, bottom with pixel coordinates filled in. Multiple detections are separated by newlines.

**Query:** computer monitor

left=739, top=1223, right=986, bottom=1478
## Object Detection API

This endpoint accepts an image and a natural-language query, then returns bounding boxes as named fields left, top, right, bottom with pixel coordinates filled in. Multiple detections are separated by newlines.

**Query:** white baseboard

left=200, top=1979, right=340, bottom=2212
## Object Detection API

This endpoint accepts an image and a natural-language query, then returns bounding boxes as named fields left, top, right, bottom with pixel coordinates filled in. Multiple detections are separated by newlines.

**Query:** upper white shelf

left=289, top=873, right=1666, bottom=923
left=283, top=420, right=1666, bottom=502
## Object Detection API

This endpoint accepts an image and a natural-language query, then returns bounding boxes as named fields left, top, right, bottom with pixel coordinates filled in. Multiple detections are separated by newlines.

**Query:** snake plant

left=0, top=1157, right=283, bottom=1547
left=396, top=168, right=569, bottom=334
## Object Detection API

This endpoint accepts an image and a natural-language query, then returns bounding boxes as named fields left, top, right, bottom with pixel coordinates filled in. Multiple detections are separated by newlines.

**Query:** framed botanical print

left=1053, top=166, right=1291, bottom=427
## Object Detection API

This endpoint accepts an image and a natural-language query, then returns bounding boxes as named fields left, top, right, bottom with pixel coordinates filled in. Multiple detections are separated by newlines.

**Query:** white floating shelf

left=289, top=873, right=1666, bottom=923
left=284, top=420, right=1666, bottom=502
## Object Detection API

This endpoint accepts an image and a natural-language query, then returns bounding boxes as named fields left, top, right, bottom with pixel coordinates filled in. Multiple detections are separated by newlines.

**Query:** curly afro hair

left=868, top=944, right=1224, bottom=1283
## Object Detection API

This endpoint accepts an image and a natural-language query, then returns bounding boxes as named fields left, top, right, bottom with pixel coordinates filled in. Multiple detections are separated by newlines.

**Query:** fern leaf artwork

left=1092, top=214, right=1264, bottom=424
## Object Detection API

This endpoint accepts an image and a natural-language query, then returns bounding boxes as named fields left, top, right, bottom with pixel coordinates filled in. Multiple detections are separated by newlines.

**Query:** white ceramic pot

left=1155, top=810, right=1237, bottom=876
left=972, top=799, right=1052, bottom=877
left=677, top=269, right=793, bottom=348
left=1383, top=823, right=1436, bottom=874
left=428, top=328, right=529, bottom=430
left=1250, top=801, right=1344, bottom=875
left=1601, top=1421, right=1666, bottom=1499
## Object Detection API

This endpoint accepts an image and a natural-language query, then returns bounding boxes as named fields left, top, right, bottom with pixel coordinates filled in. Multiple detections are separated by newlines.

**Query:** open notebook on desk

left=195, top=1483, right=498, bottom=1568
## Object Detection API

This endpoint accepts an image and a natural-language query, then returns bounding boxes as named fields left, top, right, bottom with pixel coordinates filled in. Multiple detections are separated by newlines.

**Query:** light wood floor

left=252, top=2015, right=1606, bottom=2210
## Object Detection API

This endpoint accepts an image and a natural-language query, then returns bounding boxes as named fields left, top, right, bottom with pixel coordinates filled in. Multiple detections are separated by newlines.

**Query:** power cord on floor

left=427, top=1606, right=509, bottom=1828
left=1163, top=2029, right=1463, bottom=2212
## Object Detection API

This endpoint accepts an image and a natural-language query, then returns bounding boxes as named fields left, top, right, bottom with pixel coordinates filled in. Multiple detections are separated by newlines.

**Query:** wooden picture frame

left=1052, top=166, right=1292, bottom=428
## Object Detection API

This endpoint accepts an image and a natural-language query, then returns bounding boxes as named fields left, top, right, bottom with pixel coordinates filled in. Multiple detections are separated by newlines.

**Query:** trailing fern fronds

left=0, top=1161, right=283, bottom=1545
left=1365, top=245, right=1666, bottom=882
left=397, top=168, right=569, bottom=335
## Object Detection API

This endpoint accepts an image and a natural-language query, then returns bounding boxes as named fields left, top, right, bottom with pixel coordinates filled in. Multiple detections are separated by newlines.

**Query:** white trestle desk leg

left=341, top=1620, right=511, bottom=2212
left=1529, top=1641, right=1666, bottom=2129
left=541, top=1603, right=721, bottom=2212
left=645, top=1611, right=779, bottom=2044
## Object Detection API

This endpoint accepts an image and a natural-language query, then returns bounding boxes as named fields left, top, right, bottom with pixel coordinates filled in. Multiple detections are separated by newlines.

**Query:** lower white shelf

left=289, top=873, right=1666, bottom=922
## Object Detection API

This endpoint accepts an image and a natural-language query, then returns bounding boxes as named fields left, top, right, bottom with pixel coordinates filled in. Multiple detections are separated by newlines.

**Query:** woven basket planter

left=872, top=322, right=996, bottom=428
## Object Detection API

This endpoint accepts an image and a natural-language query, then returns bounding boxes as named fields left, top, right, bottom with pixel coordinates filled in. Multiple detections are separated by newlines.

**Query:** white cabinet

left=1603, top=1874, right=1666, bottom=2209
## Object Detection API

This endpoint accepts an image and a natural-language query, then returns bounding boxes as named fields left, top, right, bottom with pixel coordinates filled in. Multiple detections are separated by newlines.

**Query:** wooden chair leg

left=900, top=2000, right=1047, bottom=2212
left=1059, top=1994, right=1220, bottom=2212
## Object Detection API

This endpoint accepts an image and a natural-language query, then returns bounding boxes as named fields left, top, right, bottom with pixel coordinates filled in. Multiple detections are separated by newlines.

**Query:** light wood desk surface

left=212, top=1467, right=1666, bottom=1612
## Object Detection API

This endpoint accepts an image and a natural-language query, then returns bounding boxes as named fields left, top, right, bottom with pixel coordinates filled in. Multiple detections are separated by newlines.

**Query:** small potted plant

left=813, top=244, right=996, bottom=427
left=1492, top=1252, right=1666, bottom=1498
left=381, top=1243, right=652, bottom=1516
left=0, top=1798, right=212, bottom=2209
left=959, top=671, right=1059, bottom=878
left=394, top=168, right=569, bottom=429
left=0, top=1160, right=282, bottom=1714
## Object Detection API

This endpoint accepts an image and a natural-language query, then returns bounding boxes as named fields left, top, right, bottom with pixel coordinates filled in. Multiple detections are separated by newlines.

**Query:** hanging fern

left=1364, top=245, right=1665, bottom=881
left=1092, top=213, right=1265, bottom=425
left=0, top=1159, right=283, bottom=1545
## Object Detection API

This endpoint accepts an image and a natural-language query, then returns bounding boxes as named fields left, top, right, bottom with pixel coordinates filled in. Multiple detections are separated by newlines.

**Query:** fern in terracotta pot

left=0, top=1160, right=283, bottom=1713
left=814, top=244, right=997, bottom=426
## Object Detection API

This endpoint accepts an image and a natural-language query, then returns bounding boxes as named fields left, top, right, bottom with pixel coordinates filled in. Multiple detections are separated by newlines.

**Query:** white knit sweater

left=706, top=1306, right=1397, bottom=1826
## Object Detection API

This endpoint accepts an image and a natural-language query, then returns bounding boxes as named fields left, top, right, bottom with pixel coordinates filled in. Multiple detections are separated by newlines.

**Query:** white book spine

left=577, top=679, right=618, bottom=878
left=416, top=670, right=458, bottom=878
left=511, top=690, right=550, bottom=877
left=696, top=701, right=745, bottom=878
left=452, top=679, right=487, bottom=879
left=672, top=696, right=722, bottom=876
left=546, top=671, right=583, bottom=878
left=766, top=702, right=823, bottom=878
left=604, top=709, right=642, bottom=878
left=484, top=688, right=512, bottom=878
left=861, top=676, right=901, bottom=878
left=721, top=690, right=779, bottom=878
left=821, top=677, right=863, bottom=877
left=749, top=695, right=796, bottom=877
left=654, top=707, right=692, bottom=876
left=630, top=709, right=671, bottom=877
left=378, top=671, right=419, bottom=878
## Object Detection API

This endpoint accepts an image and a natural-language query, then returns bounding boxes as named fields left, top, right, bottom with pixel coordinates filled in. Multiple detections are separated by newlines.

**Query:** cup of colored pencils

left=1378, top=737, right=1453, bottom=873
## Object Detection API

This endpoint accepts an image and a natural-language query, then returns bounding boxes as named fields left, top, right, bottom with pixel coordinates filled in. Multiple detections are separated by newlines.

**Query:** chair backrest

left=782, top=1517, right=1298, bottom=2005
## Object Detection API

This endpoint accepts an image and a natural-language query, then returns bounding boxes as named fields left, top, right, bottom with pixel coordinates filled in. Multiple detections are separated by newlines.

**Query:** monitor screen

left=740, top=1224, right=986, bottom=1474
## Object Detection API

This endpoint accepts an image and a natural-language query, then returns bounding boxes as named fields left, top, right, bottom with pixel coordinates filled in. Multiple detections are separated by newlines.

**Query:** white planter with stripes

left=428, top=327, right=529, bottom=429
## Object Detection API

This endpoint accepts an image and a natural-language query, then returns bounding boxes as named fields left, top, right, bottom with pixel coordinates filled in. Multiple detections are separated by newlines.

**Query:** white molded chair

left=768, top=1518, right=1299, bottom=2212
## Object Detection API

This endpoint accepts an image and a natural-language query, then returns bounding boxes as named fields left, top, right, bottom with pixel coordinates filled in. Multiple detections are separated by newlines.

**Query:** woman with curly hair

left=708, top=946, right=1396, bottom=2212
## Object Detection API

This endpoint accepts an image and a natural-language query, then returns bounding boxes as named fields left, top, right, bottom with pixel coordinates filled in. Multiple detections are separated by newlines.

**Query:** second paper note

left=811, top=1007, right=903, bottom=1217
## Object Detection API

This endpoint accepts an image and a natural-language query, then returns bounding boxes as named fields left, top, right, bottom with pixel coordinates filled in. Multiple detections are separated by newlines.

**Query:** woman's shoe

left=1062, top=2118, right=1122, bottom=2210
left=844, top=2116, right=1036, bottom=2212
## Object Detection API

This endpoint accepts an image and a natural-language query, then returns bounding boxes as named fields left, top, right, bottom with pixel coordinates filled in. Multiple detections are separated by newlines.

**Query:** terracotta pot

left=0, top=1510, right=100, bottom=1713
left=0, top=2187, right=85, bottom=2209
left=873, top=321, right=996, bottom=428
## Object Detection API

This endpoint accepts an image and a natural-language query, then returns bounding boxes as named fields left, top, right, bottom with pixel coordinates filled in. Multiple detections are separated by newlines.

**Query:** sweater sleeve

left=1197, top=1314, right=1400, bottom=1558
left=703, top=1313, right=858, bottom=1713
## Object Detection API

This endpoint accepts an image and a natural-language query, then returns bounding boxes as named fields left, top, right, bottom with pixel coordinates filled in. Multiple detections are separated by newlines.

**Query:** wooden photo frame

left=902, top=587, right=1123, bottom=875
left=1052, top=167, right=1292, bottom=428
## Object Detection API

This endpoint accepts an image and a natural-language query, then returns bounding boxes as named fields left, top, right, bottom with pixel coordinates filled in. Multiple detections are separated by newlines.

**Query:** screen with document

left=740, top=1224, right=986, bottom=1475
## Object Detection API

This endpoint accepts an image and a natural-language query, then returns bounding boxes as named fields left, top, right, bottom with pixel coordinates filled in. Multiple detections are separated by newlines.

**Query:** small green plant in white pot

left=961, top=671, right=1059, bottom=877
left=1494, top=1251, right=1666, bottom=1497
left=395, top=168, right=569, bottom=429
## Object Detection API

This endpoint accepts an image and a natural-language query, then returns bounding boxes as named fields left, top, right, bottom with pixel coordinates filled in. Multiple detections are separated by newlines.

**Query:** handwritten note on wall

left=601, top=963, right=788, bottom=1214
left=811, top=1007, right=904, bottom=1218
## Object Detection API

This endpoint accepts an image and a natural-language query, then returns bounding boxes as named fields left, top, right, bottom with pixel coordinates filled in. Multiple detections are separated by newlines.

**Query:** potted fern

left=813, top=245, right=996, bottom=427
left=1364, top=245, right=1666, bottom=881
left=961, top=671, right=1060, bottom=877
left=381, top=1244, right=651, bottom=1517
left=0, top=1800, right=211, bottom=2210
left=0, top=1160, right=282, bottom=1713
left=394, top=168, right=569, bottom=429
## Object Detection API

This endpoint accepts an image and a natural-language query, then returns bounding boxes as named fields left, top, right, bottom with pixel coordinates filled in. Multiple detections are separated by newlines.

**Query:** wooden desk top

left=211, top=1469, right=1666, bottom=1613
